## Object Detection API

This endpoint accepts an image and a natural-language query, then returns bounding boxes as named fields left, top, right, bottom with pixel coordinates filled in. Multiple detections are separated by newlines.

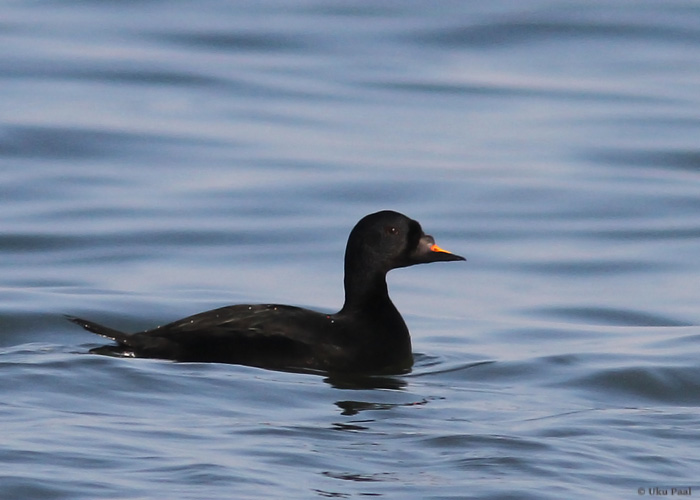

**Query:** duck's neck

left=339, top=260, right=412, bottom=369
left=341, top=270, right=391, bottom=312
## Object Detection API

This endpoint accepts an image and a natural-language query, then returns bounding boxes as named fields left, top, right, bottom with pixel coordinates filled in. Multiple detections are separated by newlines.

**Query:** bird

left=68, top=210, right=465, bottom=374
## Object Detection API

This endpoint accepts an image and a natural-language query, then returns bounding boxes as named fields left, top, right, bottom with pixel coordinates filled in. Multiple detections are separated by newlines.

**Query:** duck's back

left=86, top=303, right=412, bottom=373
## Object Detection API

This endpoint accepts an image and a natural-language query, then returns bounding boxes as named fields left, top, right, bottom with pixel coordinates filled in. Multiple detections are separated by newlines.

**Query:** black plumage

left=69, top=210, right=465, bottom=374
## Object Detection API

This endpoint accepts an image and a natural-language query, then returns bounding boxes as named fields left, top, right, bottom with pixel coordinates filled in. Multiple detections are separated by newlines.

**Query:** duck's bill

left=413, top=234, right=465, bottom=263
left=428, top=243, right=466, bottom=262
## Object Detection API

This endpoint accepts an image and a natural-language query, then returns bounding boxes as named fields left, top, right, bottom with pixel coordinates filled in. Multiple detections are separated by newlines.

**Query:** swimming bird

left=68, top=210, right=465, bottom=374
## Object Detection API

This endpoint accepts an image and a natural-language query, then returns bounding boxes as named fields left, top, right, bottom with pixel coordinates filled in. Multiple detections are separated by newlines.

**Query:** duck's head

left=345, top=210, right=465, bottom=274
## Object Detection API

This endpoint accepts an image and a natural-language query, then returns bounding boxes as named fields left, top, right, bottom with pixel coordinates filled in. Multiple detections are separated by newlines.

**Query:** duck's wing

left=70, top=304, right=334, bottom=369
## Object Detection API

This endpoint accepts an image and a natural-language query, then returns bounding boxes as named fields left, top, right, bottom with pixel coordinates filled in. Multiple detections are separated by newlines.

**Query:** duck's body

left=74, top=301, right=411, bottom=373
left=69, top=210, right=464, bottom=374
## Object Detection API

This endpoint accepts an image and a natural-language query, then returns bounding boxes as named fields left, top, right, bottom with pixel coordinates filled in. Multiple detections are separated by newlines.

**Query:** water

left=2, top=1, right=700, bottom=498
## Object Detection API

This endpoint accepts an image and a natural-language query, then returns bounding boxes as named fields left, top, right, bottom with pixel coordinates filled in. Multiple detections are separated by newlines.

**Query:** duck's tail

left=65, top=315, right=131, bottom=344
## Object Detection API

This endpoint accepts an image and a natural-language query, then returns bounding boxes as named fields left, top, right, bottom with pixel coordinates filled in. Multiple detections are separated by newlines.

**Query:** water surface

left=2, top=1, right=700, bottom=498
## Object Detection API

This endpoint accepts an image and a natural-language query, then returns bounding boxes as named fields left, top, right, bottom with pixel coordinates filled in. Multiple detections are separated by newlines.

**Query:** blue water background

left=2, top=1, right=700, bottom=498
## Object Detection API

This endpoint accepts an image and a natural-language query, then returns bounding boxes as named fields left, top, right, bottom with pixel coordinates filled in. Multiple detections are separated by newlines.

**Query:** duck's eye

left=385, top=226, right=399, bottom=236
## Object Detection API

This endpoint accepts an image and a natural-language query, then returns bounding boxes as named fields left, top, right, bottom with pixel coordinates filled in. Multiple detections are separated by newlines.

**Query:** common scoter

left=69, top=210, right=465, bottom=374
